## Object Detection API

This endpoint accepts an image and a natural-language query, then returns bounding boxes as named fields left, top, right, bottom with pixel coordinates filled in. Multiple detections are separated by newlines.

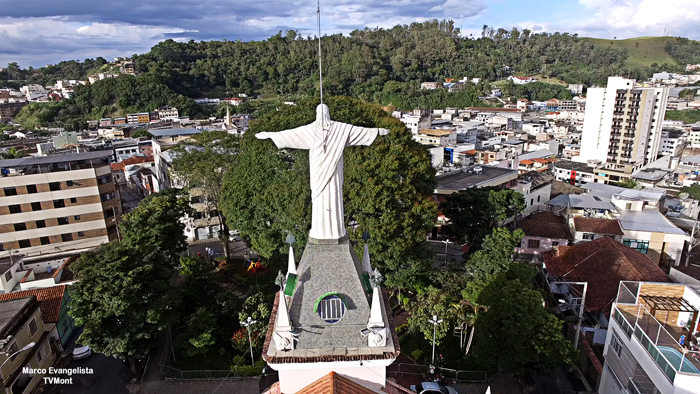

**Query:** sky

left=0, top=0, right=698, bottom=68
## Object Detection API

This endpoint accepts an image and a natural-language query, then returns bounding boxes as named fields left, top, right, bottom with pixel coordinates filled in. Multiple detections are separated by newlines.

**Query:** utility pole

left=552, top=281, right=587, bottom=350
left=685, top=215, right=698, bottom=267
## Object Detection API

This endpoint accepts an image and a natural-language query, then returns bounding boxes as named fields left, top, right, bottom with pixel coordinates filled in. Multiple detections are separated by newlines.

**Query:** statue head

left=315, top=104, right=331, bottom=128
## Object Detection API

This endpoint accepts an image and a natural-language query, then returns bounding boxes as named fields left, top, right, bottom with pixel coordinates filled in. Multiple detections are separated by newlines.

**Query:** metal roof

left=548, top=194, right=617, bottom=211
left=0, top=150, right=112, bottom=167
left=618, top=208, right=686, bottom=235
left=149, top=128, right=201, bottom=137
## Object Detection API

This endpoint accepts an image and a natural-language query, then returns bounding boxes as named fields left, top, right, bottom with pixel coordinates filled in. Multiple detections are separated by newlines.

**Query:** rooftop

left=520, top=149, right=556, bottom=161
left=0, top=285, right=68, bottom=323
left=573, top=217, right=624, bottom=236
left=418, top=129, right=453, bottom=137
left=466, top=107, right=523, bottom=113
left=0, top=298, right=34, bottom=335
left=618, top=208, right=685, bottom=235
left=295, top=371, right=380, bottom=394
left=149, top=128, right=201, bottom=138
left=517, top=211, right=571, bottom=240
left=0, top=150, right=111, bottom=168
left=553, top=160, right=596, bottom=172
left=542, top=238, right=670, bottom=314
left=548, top=194, right=617, bottom=211
left=435, top=166, right=517, bottom=194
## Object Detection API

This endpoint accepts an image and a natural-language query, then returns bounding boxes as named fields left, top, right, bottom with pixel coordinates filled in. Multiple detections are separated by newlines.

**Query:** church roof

left=296, top=371, right=382, bottom=394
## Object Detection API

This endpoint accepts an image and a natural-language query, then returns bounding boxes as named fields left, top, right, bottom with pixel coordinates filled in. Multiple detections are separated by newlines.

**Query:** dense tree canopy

left=221, top=96, right=437, bottom=289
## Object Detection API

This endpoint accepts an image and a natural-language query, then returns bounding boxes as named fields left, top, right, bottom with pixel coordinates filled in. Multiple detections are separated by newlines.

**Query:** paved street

left=42, top=353, right=131, bottom=394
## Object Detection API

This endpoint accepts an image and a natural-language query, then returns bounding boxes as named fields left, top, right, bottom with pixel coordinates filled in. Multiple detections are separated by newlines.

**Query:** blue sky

left=0, top=0, right=697, bottom=68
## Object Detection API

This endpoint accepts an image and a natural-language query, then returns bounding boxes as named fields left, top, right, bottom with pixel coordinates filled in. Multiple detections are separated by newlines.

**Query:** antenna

left=317, top=0, right=323, bottom=106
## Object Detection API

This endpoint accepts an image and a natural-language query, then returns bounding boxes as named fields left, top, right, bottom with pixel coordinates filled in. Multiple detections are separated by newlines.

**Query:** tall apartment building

left=601, top=281, right=700, bottom=394
left=0, top=151, right=121, bottom=259
left=576, top=77, right=669, bottom=174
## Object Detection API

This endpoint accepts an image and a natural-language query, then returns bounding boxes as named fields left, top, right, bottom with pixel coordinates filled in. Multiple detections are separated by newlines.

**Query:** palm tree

left=1, top=147, right=23, bottom=159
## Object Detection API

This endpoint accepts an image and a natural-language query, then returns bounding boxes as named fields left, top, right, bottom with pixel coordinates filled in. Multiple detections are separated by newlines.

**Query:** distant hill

left=584, top=37, right=690, bottom=68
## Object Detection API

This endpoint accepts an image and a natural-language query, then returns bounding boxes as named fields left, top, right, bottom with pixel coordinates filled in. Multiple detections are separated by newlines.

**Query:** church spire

left=287, top=245, right=297, bottom=277
left=273, top=290, right=295, bottom=351
left=362, top=243, right=372, bottom=273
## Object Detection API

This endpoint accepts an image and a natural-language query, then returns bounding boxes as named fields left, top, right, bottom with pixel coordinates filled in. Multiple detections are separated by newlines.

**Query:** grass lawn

left=584, top=36, right=678, bottom=67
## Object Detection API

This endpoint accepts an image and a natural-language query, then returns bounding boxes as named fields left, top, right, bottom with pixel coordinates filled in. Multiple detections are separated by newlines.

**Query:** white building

left=600, top=281, right=700, bottom=394
left=400, top=114, right=431, bottom=135
left=659, top=129, right=686, bottom=156
left=414, top=129, right=457, bottom=146
left=576, top=77, right=669, bottom=174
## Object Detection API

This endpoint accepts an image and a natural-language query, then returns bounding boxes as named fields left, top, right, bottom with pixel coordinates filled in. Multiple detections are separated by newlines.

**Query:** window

left=552, top=242, right=559, bottom=247
left=97, top=175, right=112, bottom=185
left=53, top=199, right=65, bottom=208
left=582, top=233, right=595, bottom=240
left=26, top=184, right=37, bottom=194
left=104, top=209, right=114, bottom=218
left=4, top=271, right=11, bottom=282
left=625, top=203, right=632, bottom=210
left=70, top=197, right=77, bottom=204
left=28, top=318, right=37, bottom=336
left=35, top=220, right=46, bottom=228
left=7, top=342, right=18, bottom=361
left=78, top=231, right=84, bottom=237
left=537, top=195, right=541, bottom=202
left=57, top=217, right=69, bottom=225
left=9, top=205, right=21, bottom=214
left=3, top=187, right=17, bottom=196
left=31, top=202, right=42, bottom=211
left=623, top=239, right=649, bottom=254
left=61, top=233, right=73, bottom=242
left=610, top=332, right=623, bottom=357
left=18, top=239, right=31, bottom=248
left=40, top=237, right=50, bottom=245
left=13, top=223, right=26, bottom=231
left=66, top=180, right=73, bottom=186
left=0, top=244, right=4, bottom=252
left=100, top=192, right=114, bottom=202
left=49, top=182, right=61, bottom=191
left=74, top=215, right=80, bottom=221
left=527, top=239, right=540, bottom=249
left=317, top=294, right=346, bottom=323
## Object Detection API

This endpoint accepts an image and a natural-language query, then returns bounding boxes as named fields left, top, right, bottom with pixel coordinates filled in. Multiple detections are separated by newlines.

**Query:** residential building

left=1, top=254, right=76, bottom=293
left=576, top=77, right=669, bottom=174
left=508, top=75, right=535, bottom=85
left=600, top=281, right=700, bottom=394
left=113, top=117, right=126, bottom=125
left=659, top=129, right=686, bottom=156
left=149, top=128, right=201, bottom=144
left=414, top=129, right=457, bottom=146
left=19, top=85, right=47, bottom=101
left=155, top=106, right=179, bottom=121
left=553, top=161, right=597, bottom=186
left=420, top=82, right=439, bottom=90
left=514, top=211, right=570, bottom=255
left=0, top=296, right=59, bottom=394
left=51, top=132, right=80, bottom=149
left=0, top=284, right=76, bottom=347
left=569, top=84, right=584, bottom=95
left=514, top=171, right=553, bottom=215
left=400, top=114, right=431, bottom=135
left=126, top=112, right=150, bottom=124
left=0, top=151, right=121, bottom=259
left=571, top=217, right=624, bottom=243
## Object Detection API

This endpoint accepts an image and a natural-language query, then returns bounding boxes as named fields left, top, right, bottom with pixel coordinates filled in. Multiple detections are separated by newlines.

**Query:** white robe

left=268, top=119, right=380, bottom=240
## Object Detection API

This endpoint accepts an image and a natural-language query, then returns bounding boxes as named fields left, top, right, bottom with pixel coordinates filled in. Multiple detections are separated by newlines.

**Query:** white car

left=410, top=382, right=458, bottom=394
left=72, top=344, right=92, bottom=360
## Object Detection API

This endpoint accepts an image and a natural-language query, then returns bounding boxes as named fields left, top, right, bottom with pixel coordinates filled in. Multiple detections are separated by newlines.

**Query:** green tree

left=0, top=147, right=24, bottom=159
left=440, top=188, right=525, bottom=250
left=172, top=131, right=240, bottom=260
left=407, top=286, right=456, bottom=346
left=472, top=279, right=577, bottom=374
left=118, top=189, right=190, bottom=265
left=184, top=308, right=217, bottom=357
left=463, top=228, right=524, bottom=303
left=222, top=96, right=437, bottom=289
left=681, top=184, right=700, bottom=201
left=69, top=242, right=176, bottom=374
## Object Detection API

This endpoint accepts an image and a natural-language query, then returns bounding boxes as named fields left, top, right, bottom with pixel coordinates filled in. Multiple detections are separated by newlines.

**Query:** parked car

left=72, top=344, right=92, bottom=360
left=410, top=382, right=458, bottom=394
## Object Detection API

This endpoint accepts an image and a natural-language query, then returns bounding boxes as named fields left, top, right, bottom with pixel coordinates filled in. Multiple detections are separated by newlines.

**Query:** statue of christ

left=256, top=104, right=389, bottom=240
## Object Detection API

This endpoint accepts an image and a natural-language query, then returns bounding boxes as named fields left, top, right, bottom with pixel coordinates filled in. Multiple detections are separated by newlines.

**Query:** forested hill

left=130, top=22, right=698, bottom=99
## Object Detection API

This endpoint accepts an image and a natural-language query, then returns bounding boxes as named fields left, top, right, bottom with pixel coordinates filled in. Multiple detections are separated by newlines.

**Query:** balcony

left=613, top=282, right=700, bottom=383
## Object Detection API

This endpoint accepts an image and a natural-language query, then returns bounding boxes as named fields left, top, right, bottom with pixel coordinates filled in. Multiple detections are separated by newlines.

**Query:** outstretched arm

left=256, top=125, right=314, bottom=150
left=347, top=126, right=389, bottom=146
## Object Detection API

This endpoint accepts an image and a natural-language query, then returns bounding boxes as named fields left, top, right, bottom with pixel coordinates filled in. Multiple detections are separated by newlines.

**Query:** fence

left=387, top=362, right=488, bottom=383
left=159, top=327, right=265, bottom=381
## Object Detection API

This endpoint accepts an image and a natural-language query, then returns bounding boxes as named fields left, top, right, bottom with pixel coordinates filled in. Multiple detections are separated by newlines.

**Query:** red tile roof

left=520, top=159, right=534, bottom=165
left=517, top=211, right=571, bottom=240
left=0, top=285, right=67, bottom=322
left=296, top=371, right=380, bottom=394
left=111, top=162, right=126, bottom=171
left=573, top=217, right=624, bottom=236
left=122, top=155, right=154, bottom=166
left=541, top=238, right=670, bottom=314
left=533, top=158, right=549, bottom=164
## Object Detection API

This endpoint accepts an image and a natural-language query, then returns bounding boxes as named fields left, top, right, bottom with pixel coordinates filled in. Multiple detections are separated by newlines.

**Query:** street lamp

left=240, top=317, right=257, bottom=366
left=428, top=315, right=443, bottom=367
left=442, top=239, right=450, bottom=265
left=0, top=342, right=35, bottom=370
left=550, top=281, right=587, bottom=350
